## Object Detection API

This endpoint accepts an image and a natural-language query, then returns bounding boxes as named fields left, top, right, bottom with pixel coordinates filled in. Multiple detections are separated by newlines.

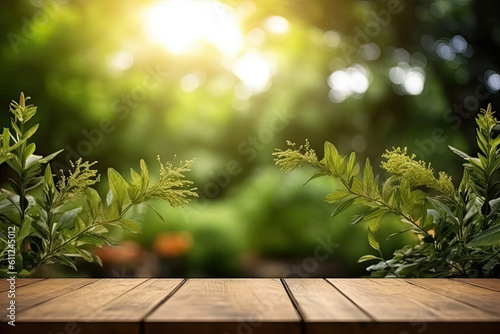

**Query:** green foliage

left=274, top=104, right=500, bottom=278
left=0, top=93, right=197, bottom=276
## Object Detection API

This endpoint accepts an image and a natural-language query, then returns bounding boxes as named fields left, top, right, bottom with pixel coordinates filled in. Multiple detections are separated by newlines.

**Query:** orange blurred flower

left=153, top=231, right=193, bottom=257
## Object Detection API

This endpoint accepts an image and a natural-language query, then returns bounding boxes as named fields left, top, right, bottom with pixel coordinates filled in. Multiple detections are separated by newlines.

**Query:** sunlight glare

left=233, top=52, right=273, bottom=93
left=146, top=0, right=243, bottom=56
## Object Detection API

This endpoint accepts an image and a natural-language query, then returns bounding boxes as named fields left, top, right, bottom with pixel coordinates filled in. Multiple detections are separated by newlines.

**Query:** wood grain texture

left=0, top=278, right=44, bottom=292
left=285, top=278, right=372, bottom=334
left=19, top=278, right=146, bottom=321
left=326, top=279, right=500, bottom=334
left=407, top=279, right=500, bottom=317
left=145, top=278, right=301, bottom=334
left=4, top=279, right=147, bottom=334
left=284, top=278, right=371, bottom=321
left=1, top=278, right=95, bottom=316
left=90, top=278, right=183, bottom=321
left=1, top=278, right=499, bottom=334
left=453, top=278, right=500, bottom=292
left=329, top=279, right=499, bottom=321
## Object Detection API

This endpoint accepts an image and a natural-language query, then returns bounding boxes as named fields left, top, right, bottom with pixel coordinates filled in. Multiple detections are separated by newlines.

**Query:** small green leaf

left=38, top=149, right=63, bottom=164
left=143, top=203, right=165, bottom=222
left=55, top=254, right=78, bottom=271
left=85, top=188, right=102, bottom=219
left=468, top=225, right=500, bottom=247
left=43, top=164, right=55, bottom=189
left=347, top=214, right=365, bottom=225
left=325, top=190, right=351, bottom=203
left=302, top=173, right=325, bottom=187
left=140, top=159, right=149, bottom=190
left=56, top=207, right=82, bottom=230
left=357, top=254, right=382, bottom=263
left=368, top=227, right=380, bottom=252
left=330, top=198, right=355, bottom=219
left=448, top=145, right=471, bottom=160
left=23, top=124, right=39, bottom=140
left=386, top=228, right=413, bottom=240
left=117, top=219, right=141, bottom=233
left=78, top=233, right=105, bottom=245
left=108, top=168, right=129, bottom=209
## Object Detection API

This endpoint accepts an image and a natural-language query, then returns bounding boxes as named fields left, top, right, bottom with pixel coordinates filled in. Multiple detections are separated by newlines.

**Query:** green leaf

left=368, top=227, right=380, bottom=252
left=78, top=233, right=105, bottom=245
left=43, top=164, right=55, bottom=189
left=386, top=228, right=413, bottom=240
left=2, top=128, right=10, bottom=150
left=325, top=190, right=351, bottom=203
left=130, top=168, right=142, bottom=188
left=468, top=225, right=500, bottom=247
left=357, top=254, right=382, bottom=263
left=346, top=152, right=359, bottom=179
left=427, top=197, right=457, bottom=222
left=363, top=158, right=375, bottom=190
left=347, top=214, right=365, bottom=225
left=75, top=248, right=94, bottom=262
left=367, top=211, right=385, bottom=231
left=116, top=219, right=141, bottom=233
left=23, top=142, right=36, bottom=163
left=140, top=159, right=149, bottom=190
left=85, top=188, right=102, bottom=219
left=108, top=168, right=129, bottom=209
left=329, top=197, right=355, bottom=219
left=302, top=173, right=325, bottom=186
left=55, top=254, right=77, bottom=271
left=37, top=149, right=63, bottom=164
left=143, top=203, right=165, bottom=222
left=23, top=124, right=39, bottom=141
left=17, top=217, right=32, bottom=242
left=56, top=207, right=82, bottom=230
left=323, top=141, right=345, bottom=176
left=106, top=201, right=120, bottom=220
left=448, top=145, right=471, bottom=161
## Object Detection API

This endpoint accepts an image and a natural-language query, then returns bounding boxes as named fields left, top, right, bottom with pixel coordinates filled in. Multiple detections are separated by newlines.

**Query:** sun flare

left=146, top=0, right=243, bottom=56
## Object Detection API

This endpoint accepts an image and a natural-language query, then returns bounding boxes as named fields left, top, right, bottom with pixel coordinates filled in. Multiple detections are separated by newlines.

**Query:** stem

left=338, top=178, right=430, bottom=237
left=18, top=121, right=27, bottom=254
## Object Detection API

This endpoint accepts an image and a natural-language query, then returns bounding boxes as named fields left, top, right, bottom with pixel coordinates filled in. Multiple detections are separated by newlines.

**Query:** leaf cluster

left=274, top=104, right=500, bottom=277
left=0, top=93, right=198, bottom=276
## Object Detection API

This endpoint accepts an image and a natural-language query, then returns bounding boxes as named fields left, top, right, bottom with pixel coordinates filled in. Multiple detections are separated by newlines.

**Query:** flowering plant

left=0, top=93, right=197, bottom=276
left=274, top=105, right=500, bottom=277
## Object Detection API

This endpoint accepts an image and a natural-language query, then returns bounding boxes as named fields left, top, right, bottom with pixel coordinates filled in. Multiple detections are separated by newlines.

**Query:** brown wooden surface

left=145, top=278, right=301, bottom=334
left=0, top=278, right=44, bottom=292
left=1, top=278, right=500, bottom=334
left=453, top=278, right=500, bottom=292
left=407, top=278, right=500, bottom=317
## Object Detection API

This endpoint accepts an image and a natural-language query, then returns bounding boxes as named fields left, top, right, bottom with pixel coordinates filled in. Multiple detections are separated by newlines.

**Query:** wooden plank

left=145, top=278, right=301, bottom=334
left=0, top=279, right=95, bottom=316
left=329, top=278, right=499, bottom=320
left=284, top=279, right=371, bottom=320
left=285, top=278, right=372, bottom=334
left=407, top=279, right=500, bottom=316
left=0, top=278, right=45, bottom=292
left=453, top=278, right=500, bottom=293
left=327, top=279, right=500, bottom=334
left=5, top=279, right=147, bottom=334
left=90, top=278, right=183, bottom=321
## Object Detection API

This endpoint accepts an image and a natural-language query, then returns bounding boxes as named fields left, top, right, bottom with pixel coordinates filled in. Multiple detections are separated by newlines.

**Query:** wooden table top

left=1, top=278, right=500, bottom=334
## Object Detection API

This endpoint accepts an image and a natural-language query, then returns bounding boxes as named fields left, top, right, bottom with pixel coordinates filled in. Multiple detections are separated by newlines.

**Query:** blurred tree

left=0, top=0, right=498, bottom=276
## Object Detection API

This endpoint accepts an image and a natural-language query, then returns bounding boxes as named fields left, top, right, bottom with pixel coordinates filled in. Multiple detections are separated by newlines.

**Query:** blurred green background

left=1, top=0, right=499, bottom=277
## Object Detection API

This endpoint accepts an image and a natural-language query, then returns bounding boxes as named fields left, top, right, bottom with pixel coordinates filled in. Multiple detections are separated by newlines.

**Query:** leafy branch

left=274, top=104, right=500, bottom=278
left=0, top=93, right=198, bottom=276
